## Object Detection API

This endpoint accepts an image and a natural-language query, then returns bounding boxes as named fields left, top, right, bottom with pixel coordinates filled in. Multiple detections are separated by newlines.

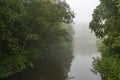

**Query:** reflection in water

left=6, top=23, right=101, bottom=80
left=67, top=23, right=101, bottom=80
left=6, top=42, right=73, bottom=80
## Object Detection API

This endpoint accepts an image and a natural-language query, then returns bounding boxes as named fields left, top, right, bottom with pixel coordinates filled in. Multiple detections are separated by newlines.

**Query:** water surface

left=6, top=23, right=101, bottom=80
left=67, top=23, right=101, bottom=80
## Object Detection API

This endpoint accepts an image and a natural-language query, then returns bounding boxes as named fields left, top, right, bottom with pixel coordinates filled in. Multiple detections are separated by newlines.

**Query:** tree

left=89, top=0, right=120, bottom=55
left=90, top=0, right=120, bottom=80
left=0, top=0, right=74, bottom=78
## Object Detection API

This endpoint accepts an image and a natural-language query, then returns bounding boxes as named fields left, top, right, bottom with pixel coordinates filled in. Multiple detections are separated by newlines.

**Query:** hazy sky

left=65, top=0, right=100, bottom=23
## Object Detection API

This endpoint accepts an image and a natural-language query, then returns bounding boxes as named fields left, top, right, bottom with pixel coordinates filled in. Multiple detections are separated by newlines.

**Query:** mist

left=65, top=0, right=100, bottom=23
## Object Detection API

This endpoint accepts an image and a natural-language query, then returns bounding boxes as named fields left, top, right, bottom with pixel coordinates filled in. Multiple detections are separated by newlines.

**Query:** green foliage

left=89, top=0, right=119, bottom=38
left=92, top=44, right=120, bottom=80
left=0, top=54, right=29, bottom=78
left=0, top=0, right=74, bottom=78
left=90, top=0, right=120, bottom=80
left=92, top=57, right=120, bottom=80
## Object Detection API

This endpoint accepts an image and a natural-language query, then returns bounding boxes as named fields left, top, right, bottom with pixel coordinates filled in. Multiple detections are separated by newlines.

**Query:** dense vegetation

left=89, top=0, right=120, bottom=80
left=0, top=0, right=74, bottom=78
left=6, top=24, right=74, bottom=80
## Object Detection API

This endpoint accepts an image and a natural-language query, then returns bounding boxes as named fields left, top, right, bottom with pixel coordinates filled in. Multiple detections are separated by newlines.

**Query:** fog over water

left=67, top=23, right=101, bottom=80
left=73, top=23, right=97, bottom=56
left=65, top=0, right=101, bottom=80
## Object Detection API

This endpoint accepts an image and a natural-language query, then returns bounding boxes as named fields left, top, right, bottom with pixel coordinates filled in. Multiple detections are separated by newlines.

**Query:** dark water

left=6, top=42, right=73, bottom=80
left=6, top=23, right=101, bottom=80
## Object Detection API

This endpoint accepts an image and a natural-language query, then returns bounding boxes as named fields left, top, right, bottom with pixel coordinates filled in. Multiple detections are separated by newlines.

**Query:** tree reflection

left=6, top=40, right=73, bottom=80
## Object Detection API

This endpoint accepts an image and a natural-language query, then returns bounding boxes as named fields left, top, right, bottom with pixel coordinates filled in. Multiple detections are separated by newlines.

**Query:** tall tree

left=0, top=0, right=74, bottom=78
left=90, top=0, right=120, bottom=80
